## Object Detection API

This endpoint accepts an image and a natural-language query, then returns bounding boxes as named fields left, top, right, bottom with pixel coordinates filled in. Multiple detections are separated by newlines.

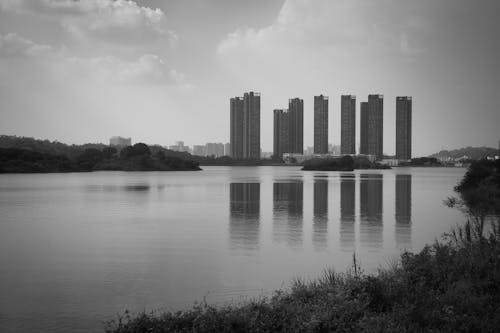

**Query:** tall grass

left=104, top=217, right=500, bottom=332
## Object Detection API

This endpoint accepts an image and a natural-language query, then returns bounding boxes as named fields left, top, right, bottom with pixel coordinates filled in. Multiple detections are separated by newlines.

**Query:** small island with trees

left=301, top=155, right=391, bottom=171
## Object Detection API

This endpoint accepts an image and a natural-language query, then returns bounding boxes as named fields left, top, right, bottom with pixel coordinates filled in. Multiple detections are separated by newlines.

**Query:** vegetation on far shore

left=431, top=146, right=500, bottom=161
left=105, top=159, right=500, bottom=332
left=0, top=136, right=201, bottom=173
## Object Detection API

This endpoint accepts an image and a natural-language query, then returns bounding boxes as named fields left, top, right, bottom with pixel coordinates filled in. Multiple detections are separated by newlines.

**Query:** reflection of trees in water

left=229, top=183, right=260, bottom=251
left=395, top=174, right=412, bottom=249
left=360, top=174, right=383, bottom=249
left=273, top=182, right=303, bottom=248
left=313, top=179, right=328, bottom=251
left=340, top=175, right=356, bottom=250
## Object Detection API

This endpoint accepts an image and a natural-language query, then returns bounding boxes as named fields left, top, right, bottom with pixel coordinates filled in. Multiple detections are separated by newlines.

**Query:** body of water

left=0, top=166, right=465, bottom=332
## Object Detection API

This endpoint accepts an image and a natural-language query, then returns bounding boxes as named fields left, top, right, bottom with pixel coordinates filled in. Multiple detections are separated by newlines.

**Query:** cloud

left=0, top=32, right=53, bottom=57
left=0, top=32, right=185, bottom=86
left=67, top=54, right=185, bottom=85
left=217, top=0, right=426, bottom=62
left=0, top=0, right=175, bottom=44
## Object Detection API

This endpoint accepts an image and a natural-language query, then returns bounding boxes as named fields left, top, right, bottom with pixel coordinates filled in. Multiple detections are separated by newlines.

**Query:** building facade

left=313, top=95, right=328, bottom=154
left=288, top=98, right=304, bottom=154
left=273, top=109, right=289, bottom=159
left=396, top=96, right=412, bottom=161
left=367, top=94, right=384, bottom=160
left=224, top=143, right=231, bottom=156
left=341, top=95, right=356, bottom=155
left=230, top=97, right=244, bottom=158
left=242, top=92, right=261, bottom=159
left=360, top=102, right=368, bottom=155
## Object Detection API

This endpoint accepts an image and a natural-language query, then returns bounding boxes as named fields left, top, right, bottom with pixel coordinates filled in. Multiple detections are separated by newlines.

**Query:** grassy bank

left=104, top=223, right=500, bottom=332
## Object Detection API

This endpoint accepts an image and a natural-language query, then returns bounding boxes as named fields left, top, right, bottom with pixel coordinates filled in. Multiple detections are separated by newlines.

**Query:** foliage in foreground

left=105, top=226, right=500, bottom=333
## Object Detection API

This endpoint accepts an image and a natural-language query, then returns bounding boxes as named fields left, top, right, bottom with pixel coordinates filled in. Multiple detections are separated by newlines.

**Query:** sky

left=0, top=0, right=499, bottom=156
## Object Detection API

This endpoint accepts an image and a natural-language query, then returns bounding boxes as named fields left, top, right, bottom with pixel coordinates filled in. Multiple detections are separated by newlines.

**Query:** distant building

left=224, top=143, right=231, bottom=156
left=206, top=142, right=224, bottom=157
left=192, top=145, right=206, bottom=156
left=288, top=98, right=304, bottom=154
left=305, top=146, right=314, bottom=156
left=329, top=144, right=341, bottom=155
left=169, top=141, right=191, bottom=153
left=380, top=159, right=399, bottom=167
left=273, top=109, right=289, bottom=159
left=367, top=94, right=384, bottom=160
left=243, top=92, right=261, bottom=159
left=341, top=95, right=356, bottom=155
left=359, top=102, right=369, bottom=155
left=314, top=95, right=328, bottom=154
left=109, top=136, right=131, bottom=147
left=261, top=152, right=273, bottom=159
left=396, top=96, right=412, bottom=161
left=230, top=97, right=244, bottom=158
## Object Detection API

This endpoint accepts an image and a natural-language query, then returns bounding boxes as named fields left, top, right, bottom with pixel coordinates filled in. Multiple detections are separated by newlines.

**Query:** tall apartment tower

left=314, top=95, right=329, bottom=154
left=341, top=95, right=356, bottom=155
left=360, top=102, right=369, bottom=155
left=288, top=98, right=304, bottom=154
left=273, top=109, right=289, bottom=159
left=242, top=92, right=261, bottom=159
left=367, top=94, right=384, bottom=160
left=396, top=96, right=412, bottom=161
left=230, top=97, right=244, bottom=158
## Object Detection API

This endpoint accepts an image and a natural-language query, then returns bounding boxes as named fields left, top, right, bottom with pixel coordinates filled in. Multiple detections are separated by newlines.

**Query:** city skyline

left=1, top=0, right=499, bottom=156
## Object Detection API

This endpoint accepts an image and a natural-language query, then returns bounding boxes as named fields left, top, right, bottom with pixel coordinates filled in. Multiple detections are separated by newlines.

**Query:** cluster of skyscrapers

left=230, top=91, right=413, bottom=161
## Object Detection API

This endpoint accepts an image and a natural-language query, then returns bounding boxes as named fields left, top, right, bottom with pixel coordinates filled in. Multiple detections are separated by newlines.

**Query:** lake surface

left=0, top=166, right=465, bottom=332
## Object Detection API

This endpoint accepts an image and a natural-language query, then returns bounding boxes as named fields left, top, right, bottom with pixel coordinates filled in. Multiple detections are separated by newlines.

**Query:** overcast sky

left=0, top=0, right=499, bottom=155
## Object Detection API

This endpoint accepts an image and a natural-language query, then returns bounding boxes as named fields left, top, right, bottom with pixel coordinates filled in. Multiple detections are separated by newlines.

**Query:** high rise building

left=273, top=109, right=289, bottom=159
left=341, top=95, right=356, bottom=155
left=367, top=94, right=384, bottom=160
left=224, top=143, right=231, bottom=156
left=288, top=98, right=304, bottom=154
left=230, top=97, right=244, bottom=158
left=243, top=92, right=261, bottom=159
left=396, top=96, right=412, bottom=161
left=314, top=95, right=328, bottom=154
left=360, top=102, right=368, bottom=154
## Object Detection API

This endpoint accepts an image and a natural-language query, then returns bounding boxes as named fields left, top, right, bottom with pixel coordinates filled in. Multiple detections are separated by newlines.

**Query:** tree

left=102, top=147, right=117, bottom=159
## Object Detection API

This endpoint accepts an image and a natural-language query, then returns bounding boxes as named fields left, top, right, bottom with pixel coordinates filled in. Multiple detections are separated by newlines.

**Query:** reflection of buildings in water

left=313, top=179, right=328, bottom=250
left=359, top=174, right=383, bottom=248
left=229, top=183, right=260, bottom=251
left=395, top=174, right=412, bottom=248
left=273, top=182, right=303, bottom=248
left=340, top=175, right=356, bottom=250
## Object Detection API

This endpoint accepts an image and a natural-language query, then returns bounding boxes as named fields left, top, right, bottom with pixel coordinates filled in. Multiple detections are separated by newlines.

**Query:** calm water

left=0, top=166, right=465, bottom=332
